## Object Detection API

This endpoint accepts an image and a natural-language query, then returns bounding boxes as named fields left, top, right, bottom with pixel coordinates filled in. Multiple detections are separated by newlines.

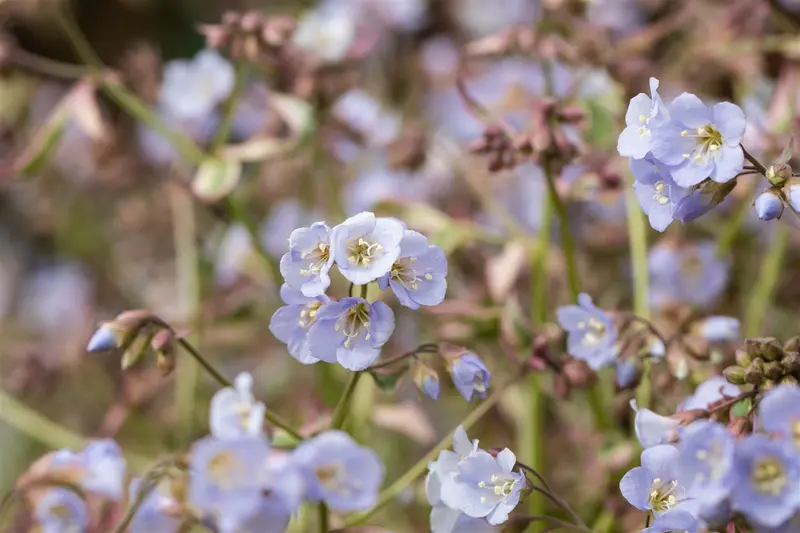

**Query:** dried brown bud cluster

left=469, top=124, right=527, bottom=172
left=200, top=11, right=296, bottom=63
left=723, top=336, right=800, bottom=390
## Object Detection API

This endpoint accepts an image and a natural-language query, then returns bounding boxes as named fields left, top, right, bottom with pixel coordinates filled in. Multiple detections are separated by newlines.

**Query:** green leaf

left=192, top=158, right=242, bottom=202
left=369, top=368, right=407, bottom=392
left=731, top=398, right=751, bottom=418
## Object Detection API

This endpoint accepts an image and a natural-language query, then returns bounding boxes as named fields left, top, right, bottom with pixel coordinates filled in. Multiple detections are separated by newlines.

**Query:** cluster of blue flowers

left=425, top=426, right=527, bottom=533
left=269, top=211, right=448, bottom=370
left=618, top=78, right=748, bottom=231
left=623, top=382, right=800, bottom=533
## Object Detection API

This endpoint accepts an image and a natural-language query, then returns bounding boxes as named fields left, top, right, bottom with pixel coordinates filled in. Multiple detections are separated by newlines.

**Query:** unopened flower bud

left=735, top=349, right=752, bottom=368
left=784, top=336, right=800, bottom=353
left=723, top=365, right=746, bottom=385
left=788, top=179, right=800, bottom=213
left=412, top=361, right=440, bottom=401
left=780, top=374, right=798, bottom=386
left=762, top=378, right=778, bottom=391
left=764, top=361, right=784, bottom=381
left=746, top=337, right=783, bottom=361
left=87, top=323, right=119, bottom=352
left=781, top=351, right=800, bottom=374
left=744, top=363, right=764, bottom=385
left=767, top=163, right=792, bottom=187
left=754, top=190, right=785, bottom=221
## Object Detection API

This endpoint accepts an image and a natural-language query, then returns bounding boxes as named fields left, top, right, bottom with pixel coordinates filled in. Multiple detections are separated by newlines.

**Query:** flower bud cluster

left=723, top=336, right=800, bottom=390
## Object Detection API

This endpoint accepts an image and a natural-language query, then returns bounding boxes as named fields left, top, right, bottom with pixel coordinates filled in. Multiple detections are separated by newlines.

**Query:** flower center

left=315, top=463, right=345, bottom=490
left=335, top=302, right=371, bottom=348
left=477, top=473, right=516, bottom=503
left=390, top=257, right=433, bottom=291
left=648, top=478, right=679, bottom=513
left=681, top=124, right=724, bottom=162
left=298, top=300, right=325, bottom=329
left=347, top=237, right=383, bottom=267
left=206, top=451, right=244, bottom=490
left=300, top=241, right=331, bottom=277
left=577, top=317, right=607, bottom=346
left=637, top=113, right=653, bottom=137
left=751, top=457, right=788, bottom=496
left=653, top=181, right=670, bottom=205
left=694, top=442, right=726, bottom=483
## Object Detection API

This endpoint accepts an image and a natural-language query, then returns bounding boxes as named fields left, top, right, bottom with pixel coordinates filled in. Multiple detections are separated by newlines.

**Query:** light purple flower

left=427, top=426, right=480, bottom=533
left=331, top=212, right=405, bottom=284
left=678, top=376, right=740, bottom=412
left=129, top=478, right=181, bottom=533
left=696, top=316, right=740, bottom=343
left=758, top=385, right=800, bottom=451
left=79, top=439, right=126, bottom=500
left=241, top=453, right=305, bottom=533
left=673, top=189, right=715, bottom=223
left=291, top=430, right=384, bottom=512
left=729, top=433, right=800, bottom=528
left=648, top=241, right=730, bottom=309
left=618, top=77, right=665, bottom=159
left=269, top=284, right=330, bottom=365
left=677, top=421, right=734, bottom=514
left=210, top=372, right=266, bottom=439
left=630, top=400, right=679, bottom=449
left=307, top=297, right=395, bottom=370
left=788, top=183, right=800, bottom=213
left=450, top=352, right=491, bottom=402
left=616, top=360, right=640, bottom=389
left=453, top=449, right=526, bottom=525
left=87, top=324, right=118, bottom=352
left=620, top=445, right=691, bottom=515
left=377, top=230, right=447, bottom=309
left=279, top=222, right=335, bottom=298
left=631, top=156, right=689, bottom=232
left=556, top=293, right=618, bottom=370
left=651, top=94, right=745, bottom=187
left=755, top=190, right=785, bottom=221
left=188, top=436, right=270, bottom=533
left=642, top=509, right=699, bottom=533
left=422, top=374, right=441, bottom=400
left=35, top=488, right=88, bottom=533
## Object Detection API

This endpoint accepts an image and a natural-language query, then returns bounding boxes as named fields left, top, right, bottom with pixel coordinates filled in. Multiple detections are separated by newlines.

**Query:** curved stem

left=542, top=170, right=580, bottom=300
left=741, top=144, right=768, bottom=176
left=744, top=224, right=789, bottom=337
left=341, top=371, right=527, bottom=528
left=330, top=371, right=364, bottom=430
left=211, top=62, right=248, bottom=151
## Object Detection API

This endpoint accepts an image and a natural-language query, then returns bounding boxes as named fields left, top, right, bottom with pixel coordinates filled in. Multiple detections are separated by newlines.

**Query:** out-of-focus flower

left=556, top=293, right=618, bottom=370
left=188, top=436, right=270, bottom=533
left=279, top=222, right=335, bottom=298
left=616, top=360, right=640, bottom=389
left=331, top=212, right=405, bottom=285
left=453, top=0, right=537, bottom=37
left=159, top=50, right=234, bottom=122
left=414, top=361, right=441, bottom=400
left=651, top=94, right=745, bottom=187
left=307, top=297, right=395, bottom=370
left=696, top=316, right=740, bottom=343
left=377, top=230, right=447, bottom=310
left=620, top=445, right=693, bottom=515
left=631, top=155, right=689, bottom=232
left=291, top=430, right=384, bottom=512
left=129, top=478, right=181, bottom=533
left=755, top=190, right=785, bottom=221
left=631, top=400, right=679, bottom=449
left=758, top=385, right=800, bottom=451
left=269, top=285, right=329, bottom=365
left=729, top=433, right=800, bottom=528
left=618, top=77, right=665, bottom=160
left=586, top=0, right=647, bottom=37
left=292, top=3, right=355, bottom=63
left=678, top=376, right=740, bottom=411
left=34, top=488, right=88, bottom=533
left=648, top=241, right=729, bottom=309
left=454, top=449, right=526, bottom=525
left=79, top=439, right=126, bottom=500
left=677, top=421, right=734, bottom=517
left=241, top=453, right=304, bottom=533
left=787, top=181, right=800, bottom=213
left=331, top=90, right=401, bottom=148
left=210, top=372, right=266, bottom=440
left=449, top=352, right=491, bottom=402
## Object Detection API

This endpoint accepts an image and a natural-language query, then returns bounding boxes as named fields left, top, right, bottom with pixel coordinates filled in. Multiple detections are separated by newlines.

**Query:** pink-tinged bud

left=561, top=359, right=596, bottom=389
left=728, top=416, right=752, bottom=436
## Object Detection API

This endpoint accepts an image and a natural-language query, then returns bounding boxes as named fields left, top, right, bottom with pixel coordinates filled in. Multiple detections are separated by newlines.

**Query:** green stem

left=626, top=174, right=652, bottom=409
left=211, top=62, right=248, bottom=152
left=175, top=338, right=303, bottom=441
left=543, top=172, right=580, bottom=300
left=171, top=187, right=201, bottom=445
left=318, top=502, right=329, bottom=533
left=0, top=388, right=150, bottom=470
left=330, top=371, right=364, bottom=430
left=113, top=476, right=158, bottom=533
left=341, top=373, right=525, bottom=528
left=717, top=183, right=754, bottom=257
left=744, top=224, right=789, bottom=337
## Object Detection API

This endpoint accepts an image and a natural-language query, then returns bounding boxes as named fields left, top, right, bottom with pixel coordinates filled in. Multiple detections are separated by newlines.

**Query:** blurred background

left=2, top=0, right=800, bottom=531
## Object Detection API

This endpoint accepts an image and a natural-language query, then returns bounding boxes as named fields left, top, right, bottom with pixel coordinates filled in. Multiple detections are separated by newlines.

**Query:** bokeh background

left=2, top=0, right=800, bottom=531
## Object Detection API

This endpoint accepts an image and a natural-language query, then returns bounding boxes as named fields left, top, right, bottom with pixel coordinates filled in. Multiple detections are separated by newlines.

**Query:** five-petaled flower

left=378, top=229, right=448, bottom=310
left=618, top=77, right=665, bottom=159
left=34, top=487, right=89, bottom=533
left=631, top=156, right=689, bottom=232
left=453, top=449, right=526, bottom=525
left=758, top=385, right=800, bottom=451
left=557, top=293, right=618, bottom=370
left=449, top=352, right=491, bottom=402
left=620, top=445, right=692, bottom=516
left=269, top=284, right=330, bottom=365
left=331, top=212, right=405, bottom=285
left=280, top=222, right=336, bottom=298
left=209, top=372, right=266, bottom=440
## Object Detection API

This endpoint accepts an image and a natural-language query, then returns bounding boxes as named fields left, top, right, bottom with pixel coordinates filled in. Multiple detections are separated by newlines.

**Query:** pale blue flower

left=651, top=94, right=745, bottom=187
left=616, top=360, right=640, bottom=388
left=422, top=374, right=441, bottom=400
left=35, top=488, right=88, bottom=533
left=209, top=372, right=266, bottom=440
left=673, top=189, right=715, bottom=223
left=307, top=297, right=395, bottom=370
left=87, top=324, right=118, bottom=352
left=648, top=241, right=729, bottom=309
left=261, top=199, right=322, bottom=259
left=729, top=433, right=800, bottom=528
left=291, top=430, right=384, bottom=512
left=697, top=316, right=740, bottom=343
left=677, top=421, right=734, bottom=516
left=758, top=385, right=800, bottom=451
left=678, top=376, right=740, bottom=411
left=618, top=77, right=665, bottom=159
left=279, top=222, right=335, bottom=298
left=630, top=400, right=679, bottom=449
left=450, top=352, right=491, bottom=402
left=641, top=509, right=699, bottom=533
left=269, top=284, right=330, bottom=365
left=756, top=190, right=785, bottom=221
left=631, top=156, right=689, bottom=232
left=240, top=453, right=305, bottom=533
left=788, top=183, right=800, bottom=213
left=556, top=293, right=618, bottom=370
left=427, top=426, right=480, bottom=532
left=188, top=436, right=270, bottom=533
left=377, top=230, right=447, bottom=310
left=453, top=449, right=526, bottom=525
left=80, top=439, right=126, bottom=500
left=620, top=445, right=692, bottom=515
left=129, top=478, right=181, bottom=533
left=331, top=212, right=405, bottom=284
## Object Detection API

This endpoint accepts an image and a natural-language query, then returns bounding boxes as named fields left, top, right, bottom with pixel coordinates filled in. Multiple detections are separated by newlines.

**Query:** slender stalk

left=744, top=224, right=789, bottom=337
left=212, top=62, right=248, bottom=151
left=626, top=173, right=652, bottom=409
left=741, top=144, right=768, bottom=176
left=175, top=338, right=303, bottom=441
left=717, top=181, right=755, bottom=257
left=113, top=477, right=158, bottom=533
left=171, top=187, right=201, bottom=444
left=330, top=371, right=364, bottom=430
left=9, top=48, right=92, bottom=79
left=341, top=373, right=526, bottom=527
left=543, top=172, right=580, bottom=300
left=318, top=502, right=329, bottom=533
